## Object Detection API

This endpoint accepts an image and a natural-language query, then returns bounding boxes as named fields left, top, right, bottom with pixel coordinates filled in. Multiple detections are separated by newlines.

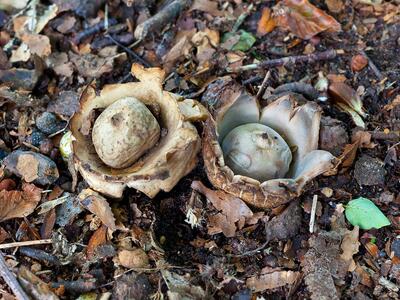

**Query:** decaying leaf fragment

left=192, top=181, right=256, bottom=237
left=273, top=0, right=341, bottom=40
left=78, top=189, right=116, bottom=231
left=71, top=64, right=206, bottom=198
left=328, top=82, right=366, bottom=128
left=0, top=183, right=42, bottom=222
left=246, top=268, right=300, bottom=292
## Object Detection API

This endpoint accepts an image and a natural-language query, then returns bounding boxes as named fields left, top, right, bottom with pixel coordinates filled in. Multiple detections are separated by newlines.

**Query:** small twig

left=0, top=239, right=52, bottom=250
left=105, top=34, right=151, bottom=67
left=256, top=70, right=271, bottom=99
left=0, top=251, right=30, bottom=300
left=242, top=75, right=264, bottom=85
left=227, top=49, right=337, bottom=73
left=232, top=3, right=253, bottom=32
left=369, top=131, right=400, bottom=141
left=73, top=18, right=118, bottom=44
left=361, top=50, right=383, bottom=80
left=19, top=247, right=60, bottom=266
left=309, top=195, right=318, bottom=233
left=134, top=0, right=191, bottom=40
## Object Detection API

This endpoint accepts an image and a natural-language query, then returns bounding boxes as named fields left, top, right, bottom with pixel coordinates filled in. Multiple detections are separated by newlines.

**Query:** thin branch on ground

left=227, top=49, right=338, bottom=73
left=106, top=34, right=151, bottom=67
left=0, top=239, right=52, bottom=250
left=361, top=50, right=384, bottom=80
left=0, top=251, right=30, bottom=300
left=256, top=70, right=271, bottom=99
left=309, top=195, right=318, bottom=233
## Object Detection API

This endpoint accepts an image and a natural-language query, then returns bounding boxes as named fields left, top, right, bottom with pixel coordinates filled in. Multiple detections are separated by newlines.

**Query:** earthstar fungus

left=202, top=78, right=337, bottom=209
left=70, top=64, right=207, bottom=198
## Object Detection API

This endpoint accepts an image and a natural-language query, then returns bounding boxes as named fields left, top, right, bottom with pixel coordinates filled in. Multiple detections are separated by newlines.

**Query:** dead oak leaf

left=340, top=226, right=360, bottom=272
left=86, top=225, right=108, bottom=260
left=189, top=0, right=224, bottom=17
left=0, top=183, right=42, bottom=222
left=191, top=181, right=254, bottom=237
left=78, top=188, right=116, bottom=231
left=273, top=0, right=341, bottom=40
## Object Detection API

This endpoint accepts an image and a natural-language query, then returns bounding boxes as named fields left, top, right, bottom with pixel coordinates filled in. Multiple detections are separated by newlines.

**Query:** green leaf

left=345, top=197, right=391, bottom=230
left=222, top=30, right=256, bottom=52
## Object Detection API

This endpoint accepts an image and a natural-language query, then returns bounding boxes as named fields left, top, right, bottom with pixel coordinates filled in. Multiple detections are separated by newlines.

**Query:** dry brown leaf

left=21, top=34, right=51, bottom=58
left=10, top=43, right=30, bottom=63
left=246, top=270, right=299, bottom=292
left=273, top=0, right=341, bottom=40
left=328, top=82, right=365, bottom=117
left=337, top=142, right=359, bottom=172
left=86, top=225, right=108, bottom=260
left=351, top=131, right=377, bottom=149
left=191, top=181, right=253, bottom=237
left=162, top=34, right=193, bottom=73
left=189, top=0, right=224, bottom=17
left=325, top=0, right=344, bottom=13
left=340, top=226, right=360, bottom=272
left=78, top=189, right=116, bottom=231
left=351, top=54, right=368, bottom=72
left=0, top=183, right=42, bottom=222
left=257, top=7, right=276, bottom=36
left=69, top=52, right=127, bottom=78
left=118, top=248, right=149, bottom=269
left=384, top=95, right=400, bottom=111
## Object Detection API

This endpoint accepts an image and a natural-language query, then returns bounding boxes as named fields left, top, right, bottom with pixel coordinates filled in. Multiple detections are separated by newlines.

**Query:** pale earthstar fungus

left=202, top=78, right=337, bottom=209
left=70, top=64, right=208, bottom=198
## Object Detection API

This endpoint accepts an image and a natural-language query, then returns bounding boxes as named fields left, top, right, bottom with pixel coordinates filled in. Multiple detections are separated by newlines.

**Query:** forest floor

left=0, top=0, right=399, bottom=299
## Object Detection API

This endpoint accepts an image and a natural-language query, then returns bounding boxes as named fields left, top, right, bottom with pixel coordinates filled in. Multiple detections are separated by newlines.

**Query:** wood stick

left=0, top=239, right=52, bottom=250
left=134, top=0, right=191, bottom=41
left=361, top=50, right=383, bottom=80
left=309, top=195, right=318, bottom=233
left=227, top=49, right=337, bottom=73
left=0, top=251, right=30, bottom=300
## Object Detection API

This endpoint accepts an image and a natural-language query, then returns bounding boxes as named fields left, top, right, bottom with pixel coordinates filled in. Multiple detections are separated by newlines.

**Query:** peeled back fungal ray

left=70, top=64, right=208, bottom=198
left=202, top=78, right=336, bottom=209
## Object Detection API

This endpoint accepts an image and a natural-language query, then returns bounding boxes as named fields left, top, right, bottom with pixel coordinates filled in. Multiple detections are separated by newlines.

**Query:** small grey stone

left=2, top=150, right=59, bottom=185
left=36, top=112, right=66, bottom=135
left=319, top=116, right=349, bottom=156
left=354, top=155, right=386, bottom=186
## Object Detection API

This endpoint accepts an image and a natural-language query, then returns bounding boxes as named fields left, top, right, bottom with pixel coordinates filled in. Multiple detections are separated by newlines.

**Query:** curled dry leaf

left=69, top=51, right=127, bottom=78
left=86, top=225, right=108, bottom=260
left=118, top=248, right=149, bottom=269
left=0, top=183, right=42, bottom=222
left=328, top=82, right=365, bottom=128
left=273, top=0, right=341, bottom=40
left=246, top=269, right=300, bottom=292
left=191, top=181, right=254, bottom=237
left=340, top=226, right=360, bottom=272
left=78, top=189, right=116, bottom=231
left=257, top=7, right=276, bottom=36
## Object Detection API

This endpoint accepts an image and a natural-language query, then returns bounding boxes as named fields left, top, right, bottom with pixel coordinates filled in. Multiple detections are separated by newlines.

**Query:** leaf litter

left=0, top=0, right=398, bottom=299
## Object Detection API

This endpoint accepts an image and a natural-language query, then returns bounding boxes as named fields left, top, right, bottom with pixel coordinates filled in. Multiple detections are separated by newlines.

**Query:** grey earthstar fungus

left=70, top=64, right=208, bottom=198
left=202, top=78, right=338, bottom=209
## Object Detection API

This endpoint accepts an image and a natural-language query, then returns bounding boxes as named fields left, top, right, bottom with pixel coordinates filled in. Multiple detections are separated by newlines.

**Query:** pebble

left=354, top=155, right=386, bottom=186
left=319, top=116, right=349, bottom=156
left=391, top=238, right=400, bottom=258
left=0, top=149, right=8, bottom=162
left=3, top=150, right=59, bottom=185
left=36, top=112, right=66, bottom=135
left=27, top=130, right=46, bottom=147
